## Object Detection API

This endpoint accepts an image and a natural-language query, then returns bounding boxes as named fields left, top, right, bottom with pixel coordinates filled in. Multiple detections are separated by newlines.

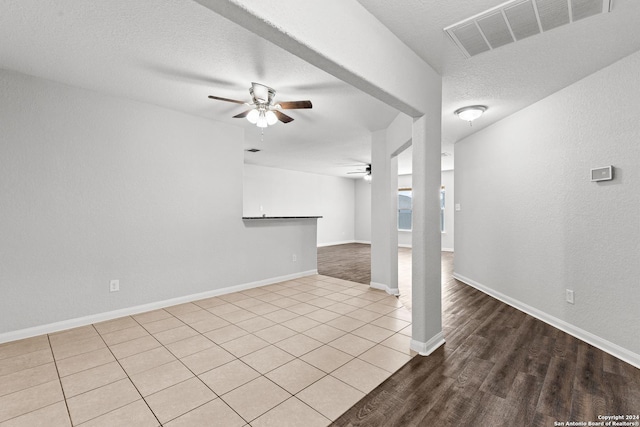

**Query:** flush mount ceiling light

left=454, top=105, right=487, bottom=125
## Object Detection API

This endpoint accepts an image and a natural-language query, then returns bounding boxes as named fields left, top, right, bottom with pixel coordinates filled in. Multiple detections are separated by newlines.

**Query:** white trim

left=0, top=270, right=318, bottom=345
left=317, top=240, right=356, bottom=247
left=453, top=272, right=640, bottom=369
left=369, top=281, right=400, bottom=296
left=398, top=243, right=412, bottom=249
left=353, top=240, right=371, bottom=245
left=442, top=248, right=454, bottom=252
left=410, top=332, right=445, bottom=356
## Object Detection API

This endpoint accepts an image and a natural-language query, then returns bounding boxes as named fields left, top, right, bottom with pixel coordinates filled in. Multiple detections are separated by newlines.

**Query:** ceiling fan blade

left=346, top=171, right=366, bottom=174
left=278, top=100, right=313, bottom=109
left=232, top=110, right=253, bottom=118
left=208, top=95, right=246, bottom=105
left=274, top=110, right=294, bottom=123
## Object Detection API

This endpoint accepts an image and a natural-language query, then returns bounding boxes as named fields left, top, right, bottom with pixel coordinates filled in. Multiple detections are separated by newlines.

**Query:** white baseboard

left=442, top=248, right=454, bottom=252
left=353, top=240, right=371, bottom=245
left=398, top=244, right=412, bottom=248
left=317, top=240, right=358, bottom=247
left=453, top=272, right=640, bottom=369
left=0, top=270, right=318, bottom=345
left=410, top=332, right=445, bottom=356
left=370, top=281, right=400, bottom=296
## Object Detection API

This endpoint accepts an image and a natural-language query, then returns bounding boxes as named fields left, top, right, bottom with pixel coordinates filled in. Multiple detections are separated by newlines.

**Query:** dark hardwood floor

left=318, top=243, right=372, bottom=285
left=317, top=244, right=640, bottom=426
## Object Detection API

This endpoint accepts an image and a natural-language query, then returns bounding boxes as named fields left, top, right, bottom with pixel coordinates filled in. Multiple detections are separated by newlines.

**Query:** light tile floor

left=0, top=275, right=415, bottom=426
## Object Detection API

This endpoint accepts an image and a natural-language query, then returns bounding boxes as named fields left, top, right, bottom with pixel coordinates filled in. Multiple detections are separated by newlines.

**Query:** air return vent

left=444, top=0, right=611, bottom=58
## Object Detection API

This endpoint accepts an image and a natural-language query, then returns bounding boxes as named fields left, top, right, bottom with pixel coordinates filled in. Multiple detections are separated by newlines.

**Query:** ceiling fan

left=347, top=164, right=372, bottom=181
left=208, top=82, right=312, bottom=128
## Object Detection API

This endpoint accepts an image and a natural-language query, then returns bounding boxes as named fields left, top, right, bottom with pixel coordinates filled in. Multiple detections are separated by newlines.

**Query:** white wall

left=355, top=172, right=454, bottom=252
left=243, top=164, right=355, bottom=246
left=454, top=51, right=640, bottom=364
left=0, top=69, right=317, bottom=337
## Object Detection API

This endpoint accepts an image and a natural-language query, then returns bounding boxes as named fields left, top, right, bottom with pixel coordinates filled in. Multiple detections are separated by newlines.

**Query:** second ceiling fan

left=347, top=164, right=372, bottom=181
left=208, top=82, right=312, bottom=128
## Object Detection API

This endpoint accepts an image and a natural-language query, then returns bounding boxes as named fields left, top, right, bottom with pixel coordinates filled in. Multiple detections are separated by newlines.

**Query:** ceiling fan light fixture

left=256, top=111, right=268, bottom=128
left=455, top=105, right=487, bottom=123
left=363, top=164, right=372, bottom=182
left=246, top=109, right=259, bottom=124
left=265, top=110, right=278, bottom=126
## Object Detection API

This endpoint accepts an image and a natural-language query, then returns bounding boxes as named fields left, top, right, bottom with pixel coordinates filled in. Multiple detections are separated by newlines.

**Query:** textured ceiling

left=0, top=0, right=399, bottom=178
left=2, top=1, right=640, bottom=178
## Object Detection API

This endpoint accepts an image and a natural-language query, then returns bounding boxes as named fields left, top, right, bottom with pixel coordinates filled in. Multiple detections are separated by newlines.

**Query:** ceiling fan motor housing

left=250, top=82, right=275, bottom=105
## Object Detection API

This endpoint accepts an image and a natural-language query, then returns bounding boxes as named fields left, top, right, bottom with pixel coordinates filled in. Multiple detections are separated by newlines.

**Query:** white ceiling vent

left=445, top=0, right=612, bottom=58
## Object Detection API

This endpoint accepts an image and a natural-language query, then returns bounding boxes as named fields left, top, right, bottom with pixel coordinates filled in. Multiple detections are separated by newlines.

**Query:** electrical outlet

left=292, top=254, right=297, bottom=262
left=566, top=289, right=574, bottom=304
left=110, top=279, right=120, bottom=292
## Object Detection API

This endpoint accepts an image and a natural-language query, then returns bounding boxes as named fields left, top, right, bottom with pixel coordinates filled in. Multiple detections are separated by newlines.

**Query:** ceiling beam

left=193, top=0, right=440, bottom=118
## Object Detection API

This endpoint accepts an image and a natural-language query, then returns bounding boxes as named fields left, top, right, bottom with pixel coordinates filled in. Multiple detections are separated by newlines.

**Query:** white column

left=388, top=155, right=398, bottom=292
left=410, top=114, right=445, bottom=355
left=370, top=130, right=399, bottom=295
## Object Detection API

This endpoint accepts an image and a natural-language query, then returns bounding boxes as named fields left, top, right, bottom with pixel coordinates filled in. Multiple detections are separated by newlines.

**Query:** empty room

left=1, top=1, right=639, bottom=426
